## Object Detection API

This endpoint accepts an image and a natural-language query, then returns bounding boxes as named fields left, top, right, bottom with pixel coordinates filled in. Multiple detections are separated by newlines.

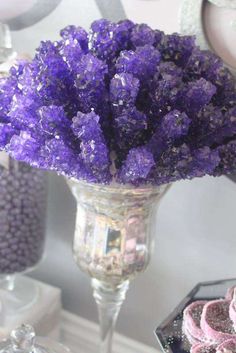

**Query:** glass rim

left=66, top=176, right=171, bottom=195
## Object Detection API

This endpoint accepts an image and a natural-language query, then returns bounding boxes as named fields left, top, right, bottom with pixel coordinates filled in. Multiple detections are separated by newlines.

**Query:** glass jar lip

left=67, top=176, right=171, bottom=195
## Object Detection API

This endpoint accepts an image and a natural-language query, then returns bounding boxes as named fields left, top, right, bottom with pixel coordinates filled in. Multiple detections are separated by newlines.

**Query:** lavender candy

left=116, top=44, right=161, bottom=81
left=60, top=25, right=88, bottom=52
left=148, top=109, right=191, bottom=160
left=178, top=78, right=217, bottom=115
left=113, top=107, right=148, bottom=155
left=0, top=158, right=47, bottom=274
left=158, top=33, right=195, bottom=67
left=118, top=146, right=155, bottom=184
left=72, top=111, right=111, bottom=183
left=110, top=73, right=140, bottom=114
left=130, top=23, right=155, bottom=48
left=1, top=20, right=236, bottom=185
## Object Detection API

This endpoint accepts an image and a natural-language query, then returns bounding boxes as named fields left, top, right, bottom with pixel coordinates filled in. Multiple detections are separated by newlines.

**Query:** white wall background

left=7, top=0, right=236, bottom=348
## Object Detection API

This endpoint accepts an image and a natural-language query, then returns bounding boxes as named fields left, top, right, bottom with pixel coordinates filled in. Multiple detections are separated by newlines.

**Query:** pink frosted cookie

left=226, top=287, right=236, bottom=301
left=183, top=320, right=204, bottom=345
left=201, top=300, right=235, bottom=344
left=183, top=301, right=207, bottom=344
left=229, top=289, right=236, bottom=330
left=216, top=339, right=236, bottom=353
left=191, top=343, right=216, bottom=353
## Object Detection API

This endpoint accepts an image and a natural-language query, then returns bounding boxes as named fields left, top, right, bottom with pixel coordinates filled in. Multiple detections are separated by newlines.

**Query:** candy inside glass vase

left=0, top=156, right=47, bottom=321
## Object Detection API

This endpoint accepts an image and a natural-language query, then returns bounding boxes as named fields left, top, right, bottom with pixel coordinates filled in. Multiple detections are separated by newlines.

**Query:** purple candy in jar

left=0, top=156, right=47, bottom=274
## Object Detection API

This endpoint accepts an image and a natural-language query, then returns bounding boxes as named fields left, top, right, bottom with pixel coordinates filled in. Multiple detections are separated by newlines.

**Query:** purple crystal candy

left=159, top=33, right=195, bottom=67
left=178, top=78, right=217, bottom=115
left=118, top=146, right=155, bottom=183
left=130, top=23, right=155, bottom=47
left=148, top=110, right=191, bottom=159
left=113, top=107, right=148, bottom=154
left=60, top=25, right=88, bottom=52
left=110, top=72, right=140, bottom=113
left=72, top=111, right=111, bottom=182
left=116, top=44, right=160, bottom=81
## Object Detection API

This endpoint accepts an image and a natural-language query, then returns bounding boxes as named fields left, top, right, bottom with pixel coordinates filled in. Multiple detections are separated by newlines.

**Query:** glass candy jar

left=0, top=155, right=47, bottom=315
left=0, top=324, right=70, bottom=353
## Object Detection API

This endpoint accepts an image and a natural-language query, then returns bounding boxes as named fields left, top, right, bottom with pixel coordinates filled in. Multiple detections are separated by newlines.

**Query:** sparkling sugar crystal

left=0, top=19, right=236, bottom=185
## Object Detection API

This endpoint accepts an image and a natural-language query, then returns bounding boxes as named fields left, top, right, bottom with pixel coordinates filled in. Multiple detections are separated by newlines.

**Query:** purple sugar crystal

left=214, top=141, right=236, bottom=176
left=159, top=33, right=195, bottom=67
left=60, top=25, right=88, bottom=52
left=9, top=94, right=41, bottom=132
left=0, top=124, right=15, bottom=148
left=148, top=110, right=191, bottom=159
left=110, top=73, right=140, bottom=113
left=150, top=144, right=220, bottom=185
left=159, top=61, right=183, bottom=82
left=195, top=106, right=236, bottom=147
left=113, top=107, right=148, bottom=154
left=178, top=78, right=217, bottom=115
left=75, top=53, right=108, bottom=113
left=118, top=146, right=155, bottom=183
left=184, top=49, right=222, bottom=81
left=72, top=111, right=111, bottom=181
left=115, top=20, right=134, bottom=49
left=130, top=23, right=155, bottom=47
left=89, top=19, right=119, bottom=61
left=59, top=37, right=84, bottom=72
left=40, top=138, right=77, bottom=175
left=116, top=45, right=160, bottom=81
left=8, top=131, right=41, bottom=166
left=38, top=105, right=70, bottom=137
left=0, top=19, right=235, bottom=186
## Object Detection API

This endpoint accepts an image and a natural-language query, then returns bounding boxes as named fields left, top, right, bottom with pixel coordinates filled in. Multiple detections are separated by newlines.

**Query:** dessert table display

left=1, top=12, right=236, bottom=353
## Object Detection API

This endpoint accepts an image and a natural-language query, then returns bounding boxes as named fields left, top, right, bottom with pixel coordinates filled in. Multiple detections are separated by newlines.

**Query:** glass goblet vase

left=68, top=179, right=170, bottom=353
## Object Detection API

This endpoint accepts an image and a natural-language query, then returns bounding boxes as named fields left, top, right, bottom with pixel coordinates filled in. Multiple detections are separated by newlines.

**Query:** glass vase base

left=0, top=275, right=39, bottom=323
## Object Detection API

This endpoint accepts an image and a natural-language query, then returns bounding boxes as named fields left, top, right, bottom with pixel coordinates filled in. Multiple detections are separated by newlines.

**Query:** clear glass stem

left=92, top=279, right=129, bottom=353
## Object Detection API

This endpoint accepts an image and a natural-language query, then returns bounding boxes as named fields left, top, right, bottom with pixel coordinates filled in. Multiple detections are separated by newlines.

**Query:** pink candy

left=229, top=289, right=236, bottom=330
left=183, top=286, right=236, bottom=353
left=216, top=339, right=236, bottom=353
left=183, top=301, right=207, bottom=344
left=191, top=343, right=216, bottom=353
left=201, top=300, right=235, bottom=344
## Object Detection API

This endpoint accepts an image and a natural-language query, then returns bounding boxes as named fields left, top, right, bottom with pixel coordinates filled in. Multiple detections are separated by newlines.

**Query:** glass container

left=0, top=22, right=47, bottom=319
left=68, top=179, right=170, bottom=353
left=0, top=157, right=47, bottom=320
left=156, top=278, right=236, bottom=353
left=0, top=324, right=70, bottom=353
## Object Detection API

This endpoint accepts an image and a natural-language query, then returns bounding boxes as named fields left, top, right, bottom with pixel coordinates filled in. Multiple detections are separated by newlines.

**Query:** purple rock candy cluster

left=0, top=19, right=236, bottom=185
